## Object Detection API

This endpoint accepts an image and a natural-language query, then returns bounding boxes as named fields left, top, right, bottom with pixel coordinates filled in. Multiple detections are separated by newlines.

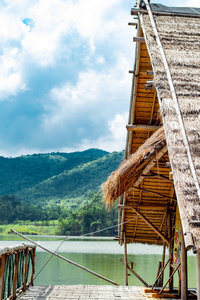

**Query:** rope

left=190, top=7, right=200, bottom=15
left=34, top=189, right=102, bottom=280
left=33, top=202, right=171, bottom=280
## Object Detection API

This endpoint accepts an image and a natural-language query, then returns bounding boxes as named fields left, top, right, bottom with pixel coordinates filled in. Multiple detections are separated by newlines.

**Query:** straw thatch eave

left=102, top=126, right=165, bottom=207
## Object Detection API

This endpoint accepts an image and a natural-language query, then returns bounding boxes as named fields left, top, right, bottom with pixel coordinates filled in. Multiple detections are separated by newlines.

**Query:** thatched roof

left=103, top=3, right=200, bottom=250
left=102, top=126, right=165, bottom=206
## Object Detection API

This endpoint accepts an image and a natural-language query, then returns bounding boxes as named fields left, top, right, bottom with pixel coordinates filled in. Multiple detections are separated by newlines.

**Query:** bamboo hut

left=103, top=1, right=200, bottom=298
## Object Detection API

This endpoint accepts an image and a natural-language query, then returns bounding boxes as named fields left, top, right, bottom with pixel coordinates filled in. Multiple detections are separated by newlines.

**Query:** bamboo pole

left=30, top=248, right=36, bottom=286
left=197, top=250, right=200, bottom=300
left=181, top=228, right=188, bottom=300
left=124, top=232, right=128, bottom=286
left=152, top=258, right=170, bottom=289
left=11, top=229, right=119, bottom=286
left=159, top=263, right=181, bottom=294
left=23, top=248, right=28, bottom=291
left=121, top=259, right=148, bottom=287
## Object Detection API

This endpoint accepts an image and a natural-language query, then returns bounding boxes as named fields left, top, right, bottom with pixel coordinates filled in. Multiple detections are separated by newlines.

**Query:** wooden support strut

left=121, top=259, right=149, bottom=287
left=131, top=207, right=169, bottom=244
left=11, top=229, right=119, bottom=287
left=159, top=263, right=181, bottom=294
left=152, top=258, right=170, bottom=289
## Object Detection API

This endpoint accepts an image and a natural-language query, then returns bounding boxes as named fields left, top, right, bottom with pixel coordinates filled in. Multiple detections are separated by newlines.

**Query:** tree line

left=0, top=194, right=118, bottom=236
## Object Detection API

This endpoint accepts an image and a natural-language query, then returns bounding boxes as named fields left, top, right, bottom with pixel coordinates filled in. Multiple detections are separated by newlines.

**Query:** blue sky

left=0, top=0, right=198, bottom=157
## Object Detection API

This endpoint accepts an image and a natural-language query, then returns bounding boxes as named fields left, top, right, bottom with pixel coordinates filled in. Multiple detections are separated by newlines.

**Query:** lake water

left=0, top=235, right=197, bottom=288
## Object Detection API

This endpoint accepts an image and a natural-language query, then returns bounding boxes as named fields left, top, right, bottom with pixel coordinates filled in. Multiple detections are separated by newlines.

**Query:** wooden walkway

left=17, top=285, right=149, bottom=300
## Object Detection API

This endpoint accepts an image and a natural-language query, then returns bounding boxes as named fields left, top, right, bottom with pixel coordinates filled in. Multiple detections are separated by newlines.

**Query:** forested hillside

left=0, top=149, right=124, bottom=235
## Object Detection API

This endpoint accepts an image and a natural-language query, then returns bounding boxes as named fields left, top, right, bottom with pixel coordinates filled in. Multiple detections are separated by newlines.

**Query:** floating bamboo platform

left=18, top=285, right=147, bottom=300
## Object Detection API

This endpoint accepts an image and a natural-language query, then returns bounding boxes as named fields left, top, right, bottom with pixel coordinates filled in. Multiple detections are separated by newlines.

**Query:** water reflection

left=0, top=235, right=197, bottom=288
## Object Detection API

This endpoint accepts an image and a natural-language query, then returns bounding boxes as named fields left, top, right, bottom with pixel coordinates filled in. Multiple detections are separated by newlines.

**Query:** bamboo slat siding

left=142, top=14, right=200, bottom=249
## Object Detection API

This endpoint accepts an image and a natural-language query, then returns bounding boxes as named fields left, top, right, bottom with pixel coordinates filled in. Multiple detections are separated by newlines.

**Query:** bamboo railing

left=0, top=244, right=36, bottom=300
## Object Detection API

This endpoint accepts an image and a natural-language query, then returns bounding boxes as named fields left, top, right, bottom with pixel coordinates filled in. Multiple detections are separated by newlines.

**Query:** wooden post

left=168, top=209, right=173, bottom=291
left=181, top=228, right=188, bottom=300
left=197, top=250, right=200, bottom=300
left=12, top=251, right=19, bottom=299
left=30, top=248, right=36, bottom=286
left=159, top=243, right=166, bottom=286
left=121, top=259, right=149, bottom=287
left=23, top=248, right=28, bottom=291
left=124, top=232, right=128, bottom=286
left=0, top=255, right=6, bottom=300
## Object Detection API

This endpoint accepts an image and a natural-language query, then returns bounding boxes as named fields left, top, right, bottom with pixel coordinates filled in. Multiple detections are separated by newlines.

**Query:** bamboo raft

left=17, top=285, right=146, bottom=300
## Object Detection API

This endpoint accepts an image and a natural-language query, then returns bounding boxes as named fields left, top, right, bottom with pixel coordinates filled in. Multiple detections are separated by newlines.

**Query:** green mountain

left=0, top=149, right=124, bottom=207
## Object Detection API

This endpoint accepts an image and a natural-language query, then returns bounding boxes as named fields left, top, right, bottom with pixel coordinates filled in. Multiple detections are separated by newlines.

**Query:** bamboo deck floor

left=17, top=285, right=167, bottom=300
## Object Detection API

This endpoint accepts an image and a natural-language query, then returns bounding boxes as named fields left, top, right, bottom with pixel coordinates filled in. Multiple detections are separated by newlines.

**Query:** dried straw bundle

left=102, top=126, right=165, bottom=207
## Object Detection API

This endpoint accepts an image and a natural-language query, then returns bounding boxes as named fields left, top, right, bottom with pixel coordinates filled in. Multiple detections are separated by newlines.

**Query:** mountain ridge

left=0, top=148, right=124, bottom=207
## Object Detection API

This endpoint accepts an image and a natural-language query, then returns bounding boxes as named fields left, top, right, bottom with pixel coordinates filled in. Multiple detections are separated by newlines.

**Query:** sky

left=0, top=0, right=198, bottom=157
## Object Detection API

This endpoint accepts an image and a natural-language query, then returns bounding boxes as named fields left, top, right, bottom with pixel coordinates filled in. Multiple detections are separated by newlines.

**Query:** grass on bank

left=0, top=220, right=58, bottom=235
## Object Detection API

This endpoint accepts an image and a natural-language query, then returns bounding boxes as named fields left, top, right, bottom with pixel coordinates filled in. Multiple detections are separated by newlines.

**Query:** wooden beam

left=133, top=37, right=145, bottom=42
left=121, top=259, right=149, bottom=287
left=131, top=207, right=169, bottom=244
left=126, top=124, right=160, bottom=131
left=131, top=8, right=147, bottom=15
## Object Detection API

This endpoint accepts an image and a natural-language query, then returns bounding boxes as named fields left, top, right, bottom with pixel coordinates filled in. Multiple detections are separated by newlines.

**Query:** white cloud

left=45, top=54, right=131, bottom=129
left=0, top=47, right=25, bottom=99
left=0, top=0, right=134, bottom=155
left=64, top=112, right=128, bottom=153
